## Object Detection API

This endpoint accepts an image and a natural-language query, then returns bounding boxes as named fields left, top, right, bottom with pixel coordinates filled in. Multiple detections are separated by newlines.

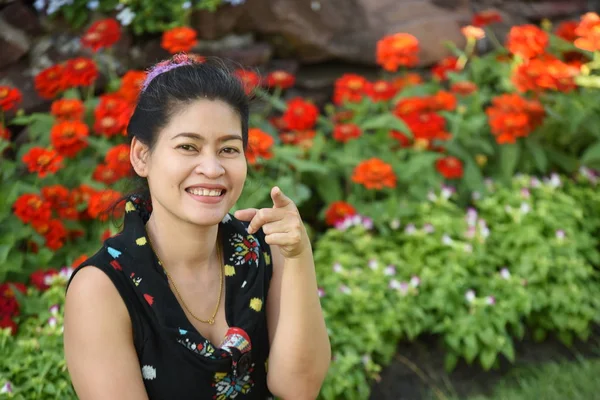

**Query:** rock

left=0, top=58, right=47, bottom=113
left=1, top=0, right=43, bottom=35
left=202, top=42, right=273, bottom=67
left=0, top=15, right=30, bottom=69
left=192, top=0, right=470, bottom=67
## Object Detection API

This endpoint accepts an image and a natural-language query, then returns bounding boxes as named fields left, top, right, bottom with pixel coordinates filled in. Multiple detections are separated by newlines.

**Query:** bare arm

left=265, top=243, right=331, bottom=399
left=63, top=266, right=149, bottom=400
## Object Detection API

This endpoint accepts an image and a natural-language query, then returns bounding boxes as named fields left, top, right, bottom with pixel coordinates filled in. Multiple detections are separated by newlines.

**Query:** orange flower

left=50, top=120, right=89, bottom=157
left=324, top=201, right=357, bottom=226
left=105, top=143, right=131, bottom=176
left=451, top=81, right=478, bottom=95
left=33, top=219, right=67, bottom=250
left=22, top=147, right=64, bottom=178
left=117, top=70, right=146, bottom=104
left=430, top=90, right=457, bottom=112
left=461, top=25, right=485, bottom=40
left=13, top=193, right=52, bottom=225
left=389, top=130, right=411, bottom=148
left=64, top=57, right=99, bottom=88
left=506, top=25, right=548, bottom=59
left=92, top=164, right=120, bottom=185
left=266, top=71, right=295, bottom=89
left=486, top=93, right=545, bottom=144
left=34, top=64, right=66, bottom=100
left=398, top=111, right=451, bottom=145
left=365, top=80, right=398, bottom=102
left=512, top=56, right=578, bottom=93
left=555, top=20, right=579, bottom=42
left=431, top=56, right=460, bottom=81
left=435, top=156, right=464, bottom=179
left=72, top=254, right=89, bottom=269
left=41, top=184, right=78, bottom=220
left=332, top=123, right=362, bottom=143
left=352, top=158, right=396, bottom=190
left=246, top=128, right=275, bottom=165
left=333, top=74, right=368, bottom=105
left=472, top=10, right=502, bottom=27
left=0, top=124, right=10, bottom=141
left=279, top=130, right=316, bottom=150
left=392, top=73, right=422, bottom=90
left=0, top=86, right=22, bottom=112
left=282, top=97, right=319, bottom=131
left=88, top=189, right=122, bottom=221
left=574, top=12, right=600, bottom=52
left=234, top=69, right=261, bottom=95
left=80, top=18, right=121, bottom=52
left=50, top=99, right=85, bottom=121
left=376, top=33, right=419, bottom=71
left=161, top=27, right=198, bottom=54
left=394, top=97, right=429, bottom=116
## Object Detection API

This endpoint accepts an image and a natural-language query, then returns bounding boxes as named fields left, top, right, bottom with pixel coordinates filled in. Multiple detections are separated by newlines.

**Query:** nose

left=194, top=154, right=225, bottom=178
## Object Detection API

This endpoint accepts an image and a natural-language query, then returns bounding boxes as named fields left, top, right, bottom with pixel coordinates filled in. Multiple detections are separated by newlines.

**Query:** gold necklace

left=147, top=232, right=224, bottom=325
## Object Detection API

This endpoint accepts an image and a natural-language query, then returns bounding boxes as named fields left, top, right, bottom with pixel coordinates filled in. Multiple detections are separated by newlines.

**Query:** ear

left=130, top=137, right=150, bottom=178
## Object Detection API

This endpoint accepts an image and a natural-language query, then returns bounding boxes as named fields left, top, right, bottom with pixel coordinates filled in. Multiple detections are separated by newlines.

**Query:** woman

left=63, top=54, right=331, bottom=400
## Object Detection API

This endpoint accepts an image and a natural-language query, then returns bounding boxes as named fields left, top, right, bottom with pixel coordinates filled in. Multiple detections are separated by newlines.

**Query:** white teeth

left=188, top=188, right=223, bottom=197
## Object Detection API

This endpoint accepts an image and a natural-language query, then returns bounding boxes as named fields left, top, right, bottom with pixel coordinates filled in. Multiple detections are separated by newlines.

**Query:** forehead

left=162, top=99, right=242, bottom=138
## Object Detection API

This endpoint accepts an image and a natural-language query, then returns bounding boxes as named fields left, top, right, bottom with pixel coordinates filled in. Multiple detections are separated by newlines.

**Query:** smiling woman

left=63, top=55, right=331, bottom=400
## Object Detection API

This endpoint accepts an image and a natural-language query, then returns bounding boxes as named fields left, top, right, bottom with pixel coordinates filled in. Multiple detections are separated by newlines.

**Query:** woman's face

left=132, top=98, right=247, bottom=227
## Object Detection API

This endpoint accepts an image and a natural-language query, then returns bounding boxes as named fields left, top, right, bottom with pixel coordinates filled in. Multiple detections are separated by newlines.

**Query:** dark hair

left=107, top=56, right=250, bottom=222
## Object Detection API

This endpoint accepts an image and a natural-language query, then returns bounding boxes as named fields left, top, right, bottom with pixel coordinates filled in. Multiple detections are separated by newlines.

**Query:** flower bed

left=1, top=9, right=600, bottom=400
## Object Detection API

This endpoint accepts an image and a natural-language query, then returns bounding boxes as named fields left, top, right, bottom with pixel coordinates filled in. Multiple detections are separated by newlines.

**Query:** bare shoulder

left=64, top=266, right=148, bottom=400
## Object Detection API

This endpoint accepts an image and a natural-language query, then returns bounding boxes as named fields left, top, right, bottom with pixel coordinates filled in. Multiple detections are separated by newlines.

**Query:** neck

left=144, top=203, right=220, bottom=275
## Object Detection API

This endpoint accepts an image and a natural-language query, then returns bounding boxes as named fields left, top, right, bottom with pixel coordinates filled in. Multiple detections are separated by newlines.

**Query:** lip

left=186, top=183, right=227, bottom=191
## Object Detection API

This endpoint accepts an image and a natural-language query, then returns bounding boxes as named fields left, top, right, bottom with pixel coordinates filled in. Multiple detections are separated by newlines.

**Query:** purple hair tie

left=141, top=53, right=194, bottom=92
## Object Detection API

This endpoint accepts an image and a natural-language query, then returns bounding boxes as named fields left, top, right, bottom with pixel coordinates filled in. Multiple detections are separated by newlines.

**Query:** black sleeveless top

left=67, top=196, right=274, bottom=400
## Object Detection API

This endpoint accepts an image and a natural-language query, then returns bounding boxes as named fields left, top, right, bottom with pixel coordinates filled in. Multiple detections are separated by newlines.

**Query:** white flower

left=182, top=1, right=192, bottom=9
left=404, top=224, right=416, bottom=235
left=520, top=202, right=530, bottom=214
left=389, top=279, right=401, bottom=290
left=34, top=0, right=46, bottom=11
left=142, top=365, right=157, bottom=380
left=339, top=285, right=351, bottom=294
left=423, top=224, right=435, bottom=234
left=361, top=354, right=371, bottom=365
left=332, top=262, right=344, bottom=273
left=87, top=0, right=99, bottom=9
left=427, top=191, right=437, bottom=202
left=478, top=220, right=490, bottom=238
left=48, top=317, right=57, bottom=328
left=465, top=290, right=476, bottom=302
left=441, top=185, right=454, bottom=199
left=463, top=244, right=473, bottom=253
left=317, top=288, right=325, bottom=298
left=59, top=267, right=74, bottom=281
left=351, top=215, right=362, bottom=225
left=472, top=191, right=481, bottom=201
left=0, top=382, right=13, bottom=394
left=530, top=177, right=541, bottom=188
left=500, top=268, right=510, bottom=279
left=548, top=173, right=561, bottom=188
left=409, top=276, right=420, bottom=287
left=116, top=7, right=135, bottom=26
left=442, top=235, right=453, bottom=245
left=486, top=296, right=496, bottom=306
left=556, top=230, right=565, bottom=240
left=368, top=259, right=378, bottom=270
left=384, top=265, right=396, bottom=276
left=466, top=208, right=478, bottom=226
left=390, top=218, right=401, bottom=230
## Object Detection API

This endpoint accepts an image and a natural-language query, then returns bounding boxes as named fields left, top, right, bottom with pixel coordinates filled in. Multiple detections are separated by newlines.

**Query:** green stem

left=485, top=27, right=504, bottom=51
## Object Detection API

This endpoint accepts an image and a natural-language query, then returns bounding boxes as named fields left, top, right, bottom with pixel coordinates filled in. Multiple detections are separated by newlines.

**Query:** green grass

left=461, top=355, right=600, bottom=400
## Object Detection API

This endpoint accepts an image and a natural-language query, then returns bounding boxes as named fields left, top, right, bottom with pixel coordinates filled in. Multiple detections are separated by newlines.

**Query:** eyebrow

left=171, top=132, right=243, bottom=142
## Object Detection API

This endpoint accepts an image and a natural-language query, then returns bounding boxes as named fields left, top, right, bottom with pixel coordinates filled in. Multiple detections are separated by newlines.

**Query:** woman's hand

left=234, top=187, right=311, bottom=259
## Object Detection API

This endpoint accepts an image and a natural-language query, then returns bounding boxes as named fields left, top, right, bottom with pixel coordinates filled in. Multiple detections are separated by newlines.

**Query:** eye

left=221, top=147, right=241, bottom=155
left=176, top=144, right=196, bottom=152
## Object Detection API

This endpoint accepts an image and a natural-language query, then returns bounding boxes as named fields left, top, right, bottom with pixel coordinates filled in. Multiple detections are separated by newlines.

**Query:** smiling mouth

left=186, top=188, right=226, bottom=197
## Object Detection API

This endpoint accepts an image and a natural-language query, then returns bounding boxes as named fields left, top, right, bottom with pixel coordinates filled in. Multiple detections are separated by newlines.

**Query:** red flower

left=332, top=123, right=362, bottom=143
left=282, top=97, right=319, bottom=131
left=33, top=219, right=68, bottom=250
left=265, top=70, right=295, bottom=89
left=431, top=57, right=460, bottom=81
left=366, top=81, right=398, bottom=102
left=246, top=128, right=275, bottom=165
left=41, top=185, right=79, bottom=220
left=64, top=57, right=99, bottom=88
left=352, top=158, right=397, bottom=190
left=324, top=201, right=356, bottom=226
left=13, top=193, right=52, bottom=225
left=436, top=156, right=464, bottom=179
left=34, top=64, right=66, bottom=100
left=392, top=73, right=423, bottom=91
left=555, top=20, right=579, bottom=42
left=0, top=86, right=22, bottom=112
left=80, top=18, right=121, bottom=52
left=0, top=315, right=17, bottom=335
left=0, top=124, right=10, bottom=141
left=50, top=99, right=85, bottom=121
left=88, top=189, right=123, bottom=221
left=574, top=12, right=600, bottom=52
left=93, top=94, right=132, bottom=138
left=29, top=269, right=59, bottom=291
left=161, top=27, right=198, bottom=53
left=333, top=74, right=368, bottom=105
left=512, top=56, right=578, bottom=93
left=50, top=120, right=89, bottom=157
left=451, top=81, right=478, bottom=95
left=506, top=25, right=548, bottom=59
left=72, top=254, right=89, bottom=269
left=116, top=70, right=146, bottom=104
left=486, top=93, right=545, bottom=144
left=0, top=282, right=26, bottom=299
left=22, top=147, right=64, bottom=178
left=472, top=10, right=503, bottom=27
left=234, top=69, right=261, bottom=95
left=376, top=33, right=419, bottom=71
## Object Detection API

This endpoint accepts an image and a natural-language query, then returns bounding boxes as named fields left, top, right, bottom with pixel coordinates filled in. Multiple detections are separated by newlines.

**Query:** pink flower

left=486, top=296, right=496, bottom=306
left=317, top=288, right=326, bottom=298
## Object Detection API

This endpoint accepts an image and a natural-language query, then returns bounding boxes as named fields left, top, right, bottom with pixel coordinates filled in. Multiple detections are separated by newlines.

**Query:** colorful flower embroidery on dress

left=177, top=329, right=218, bottom=359
left=212, top=365, right=255, bottom=400
left=228, top=234, right=260, bottom=266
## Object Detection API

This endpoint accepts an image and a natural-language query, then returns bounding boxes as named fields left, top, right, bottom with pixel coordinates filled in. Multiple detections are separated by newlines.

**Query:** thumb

left=271, top=186, right=293, bottom=209
left=234, top=208, right=258, bottom=222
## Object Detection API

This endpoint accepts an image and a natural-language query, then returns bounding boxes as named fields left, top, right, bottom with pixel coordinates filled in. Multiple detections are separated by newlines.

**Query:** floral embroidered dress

left=67, top=196, right=274, bottom=399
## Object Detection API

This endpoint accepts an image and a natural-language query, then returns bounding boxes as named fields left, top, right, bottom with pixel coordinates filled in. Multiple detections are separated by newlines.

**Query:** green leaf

left=360, top=113, right=412, bottom=137
left=480, top=348, right=497, bottom=370
left=444, top=352, right=459, bottom=372
left=581, top=140, right=600, bottom=165
left=314, top=174, right=343, bottom=204
left=464, top=335, right=479, bottom=363
left=525, top=139, right=548, bottom=173
left=463, top=159, right=485, bottom=193
left=545, top=147, right=579, bottom=172
left=499, top=143, right=521, bottom=181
